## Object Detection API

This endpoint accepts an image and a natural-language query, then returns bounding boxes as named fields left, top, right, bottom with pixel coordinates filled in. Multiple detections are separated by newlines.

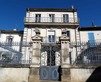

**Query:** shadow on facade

left=86, top=66, right=101, bottom=82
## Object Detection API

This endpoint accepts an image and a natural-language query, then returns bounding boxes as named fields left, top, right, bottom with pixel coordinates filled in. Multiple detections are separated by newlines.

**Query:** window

left=7, top=36, right=13, bottom=47
left=48, top=31, right=55, bottom=42
left=63, top=14, right=68, bottom=23
left=66, top=31, right=70, bottom=37
left=48, top=35, right=55, bottom=42
left=49, top=14, right=55, bottom=22
left=35, top=14, right=41, bottom=22
left=88, top=33, right=95, bottom=47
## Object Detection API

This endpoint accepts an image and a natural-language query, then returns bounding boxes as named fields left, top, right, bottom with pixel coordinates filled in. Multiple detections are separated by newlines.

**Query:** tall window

left=48, top=35, right=55, bottom=42
left=7, top=36, right=13, bottom=47
left=35, top=14, right=41, bottom=22
left=66, top=31, right=70, bottom=37
left=88, top=33, right=95, bottom=47
left=63, top=14, right=68, bottom=23
left=49, top=14, right=55, bottom=22
left=48, top=31, right=55, bottom=42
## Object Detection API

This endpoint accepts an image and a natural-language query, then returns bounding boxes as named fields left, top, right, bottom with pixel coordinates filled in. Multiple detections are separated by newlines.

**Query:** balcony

left=24, top=17, right=79, bottom=25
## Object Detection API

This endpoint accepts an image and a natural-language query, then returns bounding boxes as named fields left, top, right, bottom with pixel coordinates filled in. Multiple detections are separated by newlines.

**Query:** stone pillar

left=29, top=28, right=42, bottom=82
left=59, top=29, right=71, bottom=82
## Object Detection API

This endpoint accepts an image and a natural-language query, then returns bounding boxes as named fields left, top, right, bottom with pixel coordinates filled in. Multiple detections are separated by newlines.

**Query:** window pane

left=52, top=35, right=55, bottom=42
left=48, top=35, right=55, bottom=42
left=48, top=35, right=51, bottom=42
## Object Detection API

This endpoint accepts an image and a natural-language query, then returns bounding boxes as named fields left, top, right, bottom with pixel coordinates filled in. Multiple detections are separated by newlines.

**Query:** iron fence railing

left=70, top=42, right=101, bottom=65
left=0, top=60, right=39, bottom=66
left=0, top=42, right=31, bottom=67
left=0, top=42, right=31, bottom=54
left=0, top=41, right=101, bottom=66
left=0, top=42, right=31, bottom=46
left=0, top=60, right=30, bottom=64
left=76, top=52, right=101, bottom=65
left=70, top=42, right=101, bottom=48
left=24, top=17, right=79, bottom=23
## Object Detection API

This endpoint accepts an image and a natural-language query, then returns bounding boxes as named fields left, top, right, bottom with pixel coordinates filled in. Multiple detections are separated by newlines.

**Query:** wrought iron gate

left=40, top=43, right=61, bottom=80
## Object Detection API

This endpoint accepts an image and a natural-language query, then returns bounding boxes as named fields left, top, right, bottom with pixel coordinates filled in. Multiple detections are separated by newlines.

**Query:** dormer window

left=35, top=14, right=41, bottom=22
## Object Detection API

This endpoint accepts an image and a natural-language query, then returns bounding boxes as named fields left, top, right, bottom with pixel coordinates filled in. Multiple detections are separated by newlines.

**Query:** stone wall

left=61, top=66, right=101, bottom=82
left=0, top=68, right=29, bottom=82
left=28, top=67, right=40, bottom=82
left=0, top=66, right=100, bottom=82
left=71, top=68, right=94, bottom=82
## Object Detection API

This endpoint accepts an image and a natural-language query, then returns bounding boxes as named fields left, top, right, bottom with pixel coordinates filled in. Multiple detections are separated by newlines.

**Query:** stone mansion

left=0, top=7, right=101, bottom=82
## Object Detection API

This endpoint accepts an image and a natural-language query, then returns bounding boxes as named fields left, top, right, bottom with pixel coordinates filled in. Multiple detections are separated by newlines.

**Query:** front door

left=40, top=43, right=61, bottom=81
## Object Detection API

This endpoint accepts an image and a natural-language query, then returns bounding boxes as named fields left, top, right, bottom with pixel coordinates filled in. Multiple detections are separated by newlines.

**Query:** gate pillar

left=59, top=29, right=71, bottom=82
left=29, top=28, right=42, bottom=82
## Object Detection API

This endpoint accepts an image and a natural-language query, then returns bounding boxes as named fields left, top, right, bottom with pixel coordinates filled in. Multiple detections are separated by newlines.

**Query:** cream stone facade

left=0, top=7, right=101, bottom=82
left=22, top=8, right=80, bottom=82
left=22, top=8, right=79, bottom=61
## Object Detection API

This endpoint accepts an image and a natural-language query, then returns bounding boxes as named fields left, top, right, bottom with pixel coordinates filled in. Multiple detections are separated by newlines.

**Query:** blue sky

left=0, top=0, right=101, bottom=30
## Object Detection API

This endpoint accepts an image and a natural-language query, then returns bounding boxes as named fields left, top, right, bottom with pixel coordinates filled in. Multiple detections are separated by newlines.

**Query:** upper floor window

left=48, top=35, right=55, bottom=42
left=6, top=36, right=13, bottom=47
left=35, top=14, right=41, bottom=22
left=88, top=33, right=95, bottom=47
left=66, top=31, right=70, bottom=37
left=63, top=14, right=69, bottom=23
left=48, top=31, right=55, bottom=42
left=49, top=14, right=55, bottom=22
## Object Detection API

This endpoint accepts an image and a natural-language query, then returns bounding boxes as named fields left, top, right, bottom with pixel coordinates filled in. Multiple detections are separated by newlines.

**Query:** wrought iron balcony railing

left=0, top=42, right=30, bottom=46
left=24, top=17, right=79, bottom=24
